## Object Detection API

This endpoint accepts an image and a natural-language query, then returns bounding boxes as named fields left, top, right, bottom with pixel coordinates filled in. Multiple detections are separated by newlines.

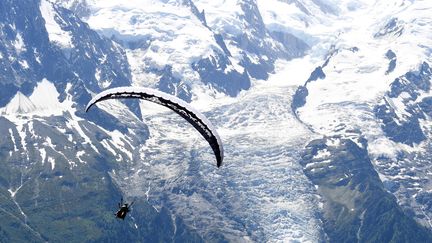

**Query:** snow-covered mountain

left=0, top=0, right=199, bottom=241
left=1, top=0, right=432, bottom=242
left=290, top=0, right=432, bottom=231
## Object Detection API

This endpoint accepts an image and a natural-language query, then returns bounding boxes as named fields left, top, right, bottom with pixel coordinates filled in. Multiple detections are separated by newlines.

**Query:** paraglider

left=115, top=198, right=133, bottom=220
left=85, top=87, right=224, bottom=167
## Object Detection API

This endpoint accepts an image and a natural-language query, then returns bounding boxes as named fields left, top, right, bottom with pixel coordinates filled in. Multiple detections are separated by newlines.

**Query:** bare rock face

left=301, top=137, right=432, bottom=242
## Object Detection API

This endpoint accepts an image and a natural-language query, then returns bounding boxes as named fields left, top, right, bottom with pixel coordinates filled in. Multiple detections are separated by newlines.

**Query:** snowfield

left=83, top=0, right=236, bottom=90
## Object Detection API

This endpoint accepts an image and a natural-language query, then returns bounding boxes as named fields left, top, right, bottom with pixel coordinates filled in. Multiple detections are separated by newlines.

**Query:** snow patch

left=76, top=150, right=85, bottom=163
left=40, top=148, right=47, bottom=165
left=40, top=0, right=73, bottom=49
left=1, top=79, right=71, bottom=117
left=314, top=149, right=331, bottom=159
left=8, top=129, right=18, bottom=152
left=19, top=60, right=29, bottom=69
left=2, top=92, right=36, bottom=114
left=8, top=186, right=22, bottom=198
left=14, top=32, right=26, bottom=53
left=29, top=79, right=63, bottom=115
left=109, top=130, right=132, bottom=161
left=101, top=140, right=118, bottom=159
left=83, top=0, right=229, bottom=93
left=66, top=119, right=100, bottom=154
left=47, top=157, right=55, bottom=170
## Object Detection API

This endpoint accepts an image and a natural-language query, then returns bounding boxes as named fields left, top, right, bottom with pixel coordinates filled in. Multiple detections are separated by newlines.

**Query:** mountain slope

left=0, top=0, right=202, bottom=241
left=301, top=137, right=432, bottom=242
left=290, top=0, right=432, bottom=231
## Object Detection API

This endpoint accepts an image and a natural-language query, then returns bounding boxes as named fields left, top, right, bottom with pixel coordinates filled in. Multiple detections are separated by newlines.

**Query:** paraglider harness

left=115, top=198, right=134, bottom=220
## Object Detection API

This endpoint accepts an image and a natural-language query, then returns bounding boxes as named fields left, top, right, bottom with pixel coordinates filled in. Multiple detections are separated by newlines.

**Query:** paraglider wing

left=85, top=87, right=224, bottom=167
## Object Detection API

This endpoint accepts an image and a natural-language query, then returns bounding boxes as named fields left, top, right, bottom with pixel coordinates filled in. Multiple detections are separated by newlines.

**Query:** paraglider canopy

left=85, top=87, right=224, bottom=167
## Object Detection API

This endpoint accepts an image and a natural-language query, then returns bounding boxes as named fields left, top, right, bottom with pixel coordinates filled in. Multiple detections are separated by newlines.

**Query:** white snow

left=14, top=32, right=26, bottom=53
left=266, top=0, right=432, bottom=231
left=194, top=0, right=244, bottom=36
left=8, top=129, right=18, bottom=152
left=40, top=0, right=73, bottom=49
left=2, top=92, right=37, bottom=114
left=47, top=157, right=55, bottom=170
left=0, top=79, right=103, bottom=162
left=76, top=150, right=86, bottom=163
left=83, top=0, right=225, bottom=89
left=19, top=60, right=29, bottom=69
left=108, top=130, right=133, bottom=161
left=314, top=149, right=331, bottom=159
left=8, top=186, right=22, bottom=198
left=384, top=96, right=411, bottom=123
left=101, top=140, right=118, bottom=158
left=0, top=79, right=70, bottom=117
left=306, top=160, right=332, bottom=169
left=66, top=119, right=100, bottom=154
left=40, top=148, right=47, bottom=165
left=29, top=79, right=63, bottom=115
left=284, top=0, right=432, bottom=159
left=44, top=136, right=75, bottom=168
